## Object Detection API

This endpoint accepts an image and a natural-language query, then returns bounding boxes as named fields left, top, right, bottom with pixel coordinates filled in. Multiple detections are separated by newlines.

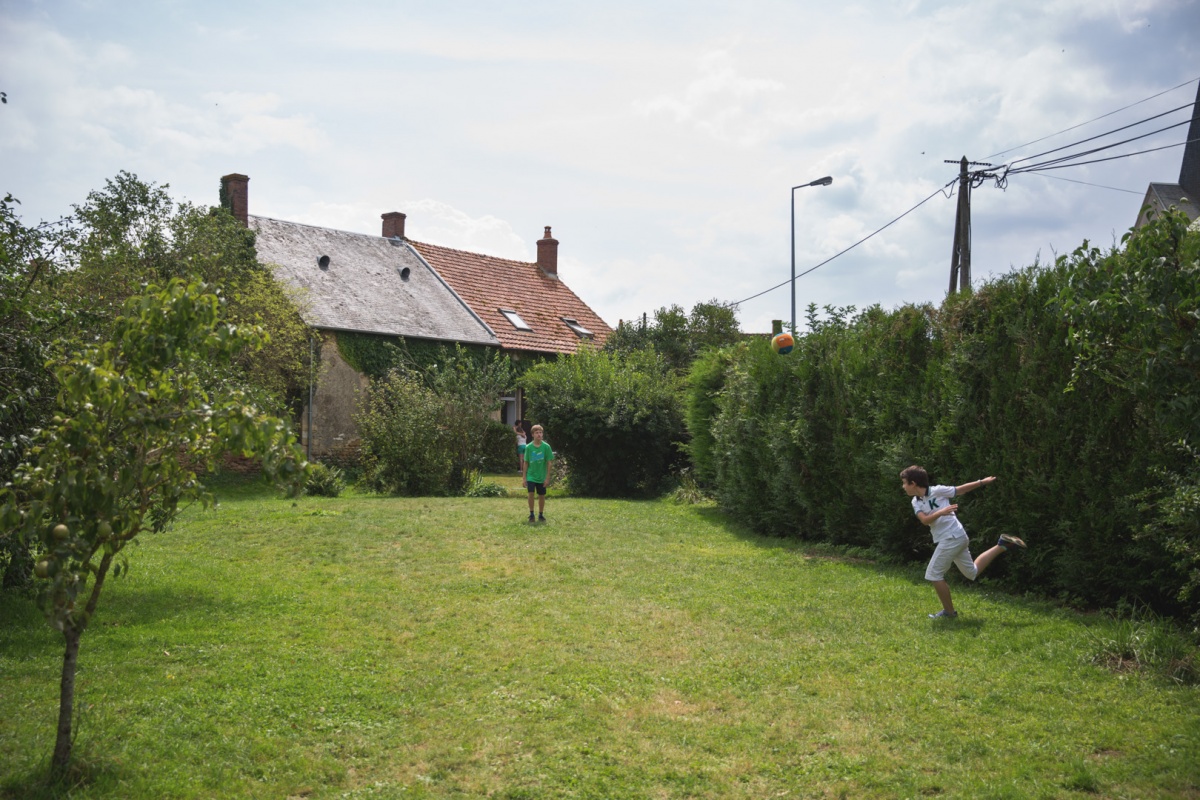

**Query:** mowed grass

left=2, top=477, right=1198, bottom=799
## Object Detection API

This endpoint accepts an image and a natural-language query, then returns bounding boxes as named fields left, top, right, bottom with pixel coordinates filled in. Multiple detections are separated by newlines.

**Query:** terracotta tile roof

left=409, top=239, right=612, bottom=355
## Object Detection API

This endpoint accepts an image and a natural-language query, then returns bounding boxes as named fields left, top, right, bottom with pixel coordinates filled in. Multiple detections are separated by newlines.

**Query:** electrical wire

left=1024, top=172, right=1144, bottom=195
left=1010, top=136, right=1198, bottom=175
left=1006, top=102, right=1193, bottom=168
left=729, top=180, right=956, bottom=307
left=1006, top=119, right=1192, bottom=174
left=984, top=76, right=1200, bottom=161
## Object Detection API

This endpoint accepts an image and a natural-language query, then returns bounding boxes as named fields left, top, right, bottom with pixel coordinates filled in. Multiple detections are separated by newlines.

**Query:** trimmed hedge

left=689, top=212, right=1200, bottom=619
left=520, top=346, right=686, bottom=497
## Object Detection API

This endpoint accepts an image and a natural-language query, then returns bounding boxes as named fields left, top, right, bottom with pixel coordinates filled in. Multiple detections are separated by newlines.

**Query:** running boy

left=522, top=424, right=555, bottom=523
left=899, top=465, right=1027, bottom=618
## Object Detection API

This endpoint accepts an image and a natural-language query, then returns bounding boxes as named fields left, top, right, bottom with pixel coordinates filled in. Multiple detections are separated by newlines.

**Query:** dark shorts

left=526, top=481, right=546, bottom=495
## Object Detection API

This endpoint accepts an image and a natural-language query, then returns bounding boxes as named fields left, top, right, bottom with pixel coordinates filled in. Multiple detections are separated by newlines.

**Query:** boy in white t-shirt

left=900, top=465, right=1027, bottom=619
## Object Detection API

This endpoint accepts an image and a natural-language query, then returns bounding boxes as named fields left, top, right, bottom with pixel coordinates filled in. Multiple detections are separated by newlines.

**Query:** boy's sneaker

left=528, top=512, right=535, bottom=523
left=928, top=610, right=958, bottom=619
left=538, top=514, right=546, bottom=522
left=998, top=534, right=1027, bottom=551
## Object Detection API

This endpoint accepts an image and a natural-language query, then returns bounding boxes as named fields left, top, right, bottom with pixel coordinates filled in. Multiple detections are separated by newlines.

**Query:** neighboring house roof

left=1136, top=183, right=1198, bottom=228
left=410, top=239, right=612, bottom=355
left=251, top=215, right=498, bottom=346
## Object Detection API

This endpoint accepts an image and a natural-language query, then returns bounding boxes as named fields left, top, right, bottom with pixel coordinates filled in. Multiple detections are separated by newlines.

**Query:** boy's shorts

left=526, top=481, right=546, bottom=495
left=925, top=536, right=978, bottom=582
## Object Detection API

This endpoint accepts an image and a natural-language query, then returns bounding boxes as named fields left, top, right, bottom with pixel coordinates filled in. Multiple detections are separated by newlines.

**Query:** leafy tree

left=0, top=280, right=307, bottom=777
left=1057, top=210, right=1200, bottom=610
left=0, top=195, right=76, bottom=589
left=521, top=346, right=685, bottom=497
left=60, top=172, right=308, bottom=415
left=605, top=300, right=741, bottom=372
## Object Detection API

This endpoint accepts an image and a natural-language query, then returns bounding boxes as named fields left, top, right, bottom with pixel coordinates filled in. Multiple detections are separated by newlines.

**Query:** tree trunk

left=51, top=626, right=81, bottom=776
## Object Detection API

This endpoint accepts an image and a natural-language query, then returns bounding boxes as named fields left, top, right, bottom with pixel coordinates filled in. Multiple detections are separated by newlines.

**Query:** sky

left=2, top=0, right=1198, bottom=334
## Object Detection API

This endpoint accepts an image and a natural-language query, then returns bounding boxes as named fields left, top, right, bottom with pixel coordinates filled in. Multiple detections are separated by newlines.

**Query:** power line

left=1005, top=118, right=1192, bottom=173
left=984, top=75, right=1200, bottom=160
left=1006, top=102, right=1193, bottom=168
left=1010, top=136, right=1198, bottom=175
left=1024, top=172, right=1144, bottom=196
left=730, top=180, right=955, bottom=307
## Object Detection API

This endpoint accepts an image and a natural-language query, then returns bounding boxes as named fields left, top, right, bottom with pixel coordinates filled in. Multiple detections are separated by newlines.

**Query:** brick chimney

left=220, top=173, right=249, bottom=227
left=537, top=226, right=559, bottom=276
left=382, top=212, right=406, bottom=239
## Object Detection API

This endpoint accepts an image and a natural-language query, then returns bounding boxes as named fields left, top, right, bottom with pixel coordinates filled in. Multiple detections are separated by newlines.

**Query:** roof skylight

left=562, top=317, right=593, bottom=338
left=500, top=309, right=532, bottom=331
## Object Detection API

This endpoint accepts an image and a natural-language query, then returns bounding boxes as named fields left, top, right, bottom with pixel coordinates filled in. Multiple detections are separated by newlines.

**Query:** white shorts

left=926, top=536, right=978, bottom=582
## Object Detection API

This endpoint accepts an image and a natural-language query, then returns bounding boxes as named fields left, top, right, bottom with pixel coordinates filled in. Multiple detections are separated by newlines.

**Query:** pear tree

left=0, top=279, right=307, bottom=777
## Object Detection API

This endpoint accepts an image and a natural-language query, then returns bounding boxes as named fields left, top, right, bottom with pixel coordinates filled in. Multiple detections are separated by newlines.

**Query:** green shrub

left=355, top=371, right=451, bottom=495
left=304, top=461, right=346, bottom=497
left=479, top=419, right=521, bottom=474
left=520, top=346, right=685, bottom=497
left=462, top=469, right=508, bottom=498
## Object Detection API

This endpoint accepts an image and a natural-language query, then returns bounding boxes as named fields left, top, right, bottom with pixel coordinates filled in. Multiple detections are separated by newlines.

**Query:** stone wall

left=302, top=331, right=370, bottom=459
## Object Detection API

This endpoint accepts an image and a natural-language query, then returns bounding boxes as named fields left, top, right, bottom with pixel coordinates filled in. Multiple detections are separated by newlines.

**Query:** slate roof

left=1146, top=183, right=1198, bottom=221
left=250, top=215, right=498, bottom=346
left=409, top=239, right=612, bottom=355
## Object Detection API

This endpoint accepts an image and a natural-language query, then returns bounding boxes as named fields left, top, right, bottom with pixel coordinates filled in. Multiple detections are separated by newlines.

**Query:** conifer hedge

left=689, top=211, right=1200, bottom=619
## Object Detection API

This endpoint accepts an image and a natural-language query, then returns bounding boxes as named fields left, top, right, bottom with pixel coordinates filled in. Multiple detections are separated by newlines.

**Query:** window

left=500, top=309, right=532, bottom=331
left=562, top=317, right=593, bottom=338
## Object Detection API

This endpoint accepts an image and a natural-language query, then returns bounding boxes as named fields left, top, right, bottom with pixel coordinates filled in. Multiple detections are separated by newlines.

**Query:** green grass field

left=2, top=476, right=1198, bottom=799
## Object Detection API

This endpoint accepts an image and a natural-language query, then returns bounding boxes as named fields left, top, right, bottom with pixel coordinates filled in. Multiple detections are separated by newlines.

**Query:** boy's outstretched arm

left=954, top=476, right=996, bottom=495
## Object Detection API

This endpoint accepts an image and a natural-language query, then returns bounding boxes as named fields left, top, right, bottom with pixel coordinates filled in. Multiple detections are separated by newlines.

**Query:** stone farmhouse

left=219, top=174, right=612, bottom=458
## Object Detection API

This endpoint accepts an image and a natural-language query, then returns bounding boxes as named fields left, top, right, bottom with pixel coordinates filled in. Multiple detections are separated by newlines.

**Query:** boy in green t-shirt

left=522, top=424, right=555, bottom=523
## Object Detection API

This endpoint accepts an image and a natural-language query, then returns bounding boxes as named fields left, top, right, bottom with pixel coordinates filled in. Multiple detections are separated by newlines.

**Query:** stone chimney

left=537, top=226, right=559, bottom=276
left=220, top=173, right=249, bottom=227
left=382, top=212, right=406, bottom=239
left=1178, top=81, right=1200, bottom=198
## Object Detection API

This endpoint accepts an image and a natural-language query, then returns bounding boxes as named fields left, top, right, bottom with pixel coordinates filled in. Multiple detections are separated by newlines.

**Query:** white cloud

left=637, top=48, right=788, bottom=146
left=402, top=200, right=532, bottom=261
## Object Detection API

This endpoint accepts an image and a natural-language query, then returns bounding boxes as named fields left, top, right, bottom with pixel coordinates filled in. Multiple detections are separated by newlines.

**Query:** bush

left=355, top=371, right=451, bottom=495
left=462, top=469, right=508, bottom=498
left=521, top=346, right=685, bottom=497
left=305, top=462, right=346, bottom=497
left=479, top=420, right=521, bottom=474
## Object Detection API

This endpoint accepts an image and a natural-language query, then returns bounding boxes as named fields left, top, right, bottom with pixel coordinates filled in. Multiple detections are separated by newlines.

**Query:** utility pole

left=945, top=157, right=995, bottom=294
left=947, top=156, right=971, bottom=294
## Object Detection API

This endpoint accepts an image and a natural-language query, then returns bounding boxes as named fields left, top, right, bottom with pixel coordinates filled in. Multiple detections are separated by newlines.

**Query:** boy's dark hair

left=900, top=465, right=929, bottom=489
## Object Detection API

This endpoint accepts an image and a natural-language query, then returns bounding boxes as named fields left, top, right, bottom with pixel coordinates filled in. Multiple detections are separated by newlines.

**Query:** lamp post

left=791, top=175, right=833, bottom=334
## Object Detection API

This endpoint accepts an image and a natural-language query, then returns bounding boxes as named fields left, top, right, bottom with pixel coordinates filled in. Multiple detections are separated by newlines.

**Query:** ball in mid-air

left=770, top=332, right=794, bottom=355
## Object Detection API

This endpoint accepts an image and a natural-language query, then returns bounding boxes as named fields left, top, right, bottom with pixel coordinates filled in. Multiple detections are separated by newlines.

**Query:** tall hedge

left=520, top=346, right=686, bottom=497
left=690, top=211, right=1199, bottom=618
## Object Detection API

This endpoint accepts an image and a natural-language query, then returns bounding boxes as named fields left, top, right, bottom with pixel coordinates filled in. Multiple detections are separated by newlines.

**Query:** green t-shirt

left=523, top=441, right=554, bottom=484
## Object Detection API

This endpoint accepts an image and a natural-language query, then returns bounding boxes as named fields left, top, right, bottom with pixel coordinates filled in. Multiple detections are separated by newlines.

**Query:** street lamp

left=791, top=175, right=833, bottom=334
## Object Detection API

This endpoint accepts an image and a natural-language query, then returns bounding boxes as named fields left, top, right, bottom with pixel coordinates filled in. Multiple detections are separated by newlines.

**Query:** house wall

left=303, top=331, right=370, bottom=460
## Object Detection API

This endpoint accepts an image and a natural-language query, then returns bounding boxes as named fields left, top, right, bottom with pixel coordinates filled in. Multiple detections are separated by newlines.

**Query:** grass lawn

left=2, top=476, right=1198, bottom=799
